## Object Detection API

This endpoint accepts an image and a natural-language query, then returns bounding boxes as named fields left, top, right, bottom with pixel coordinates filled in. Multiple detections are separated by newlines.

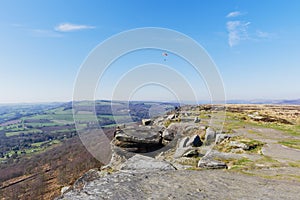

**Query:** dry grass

left=278, top=139, right=300, bottom=150
left=223, top=156, right=282, bottom=171
left=214, top=136, right=265, bottom=154
left=177, top=156, right=201, bottom=167
left=288, top=162, right=300, bottom=168
left=164, top=118, right=181, bottom=127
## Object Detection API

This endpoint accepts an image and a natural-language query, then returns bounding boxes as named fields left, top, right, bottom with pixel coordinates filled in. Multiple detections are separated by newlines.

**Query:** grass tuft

left=278, top=139, right=300, bottom=150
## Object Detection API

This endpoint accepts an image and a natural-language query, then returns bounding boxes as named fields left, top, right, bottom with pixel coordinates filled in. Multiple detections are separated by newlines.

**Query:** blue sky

left=0, top=0, right=299, bottom=103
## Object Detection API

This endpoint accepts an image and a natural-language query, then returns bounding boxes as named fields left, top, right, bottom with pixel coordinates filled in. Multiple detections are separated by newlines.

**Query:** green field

left=6, top=129, right=42, bottom=137
left=31, top=140, right=60, bottom=147
left=0, top=101, right=175, bottom=164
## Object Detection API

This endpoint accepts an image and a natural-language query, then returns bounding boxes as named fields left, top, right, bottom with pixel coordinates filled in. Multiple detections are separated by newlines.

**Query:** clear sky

left=0, top=0, right=299, bottom=103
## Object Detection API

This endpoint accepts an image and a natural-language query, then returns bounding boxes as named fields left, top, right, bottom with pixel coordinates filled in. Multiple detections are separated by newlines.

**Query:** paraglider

left=162, top=52, right=168, bottom=61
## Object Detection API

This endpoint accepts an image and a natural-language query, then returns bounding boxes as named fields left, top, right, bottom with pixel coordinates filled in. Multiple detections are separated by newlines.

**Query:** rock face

left=103, top=145, right=133, bottom=171
left=120, top=154, right=176, bottom=171
left=198, top=157, right=227, bottom=169
left=167, top=114, right=176, bottom=120
left=184, top=125, right=200, bottom=134
left=174, top=137, right=193, bottom=158
left=215, top=134, right=231, bottom=144
left=162, top=123, right=198, bottom=142
left=194, top=116, right=201, bottom=123
left=198, top=151, right=227, bottom=169
left=113, top=125, right=164, bottom=152
left=174, top=147, right=193, bottom=158
left=153, top=116, right=165, bottom=126
left=60, top=186, right=70, bottom=195
left=142, top=119, right=152, bottom=126
left=162, top=123, right=181, bottom=141
left=205, top=127, right=216, bottom=144
left=72, top=169, right=106, bottom=191
left=162, top=129, right=174, bottom=141
left=229, top=141, right=249, bottom=150
left=174, top=135, right=202, bottom=158
left=186, top=135, right=202, bottom=147
left=58, top=170, right=300, bottom=200
left=182, top=149, right=199, bottom=157
left=178, top=136, right=190, bottom=148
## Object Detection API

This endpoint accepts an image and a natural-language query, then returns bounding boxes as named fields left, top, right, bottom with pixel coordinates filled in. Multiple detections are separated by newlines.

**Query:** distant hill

left=226, top=99, right=300, bottom=105
left=277, top=99, right=300, bottom=105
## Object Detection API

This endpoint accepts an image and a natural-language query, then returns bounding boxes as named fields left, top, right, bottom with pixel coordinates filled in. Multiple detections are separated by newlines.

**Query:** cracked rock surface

left=58, top=169, right=300, bottom=200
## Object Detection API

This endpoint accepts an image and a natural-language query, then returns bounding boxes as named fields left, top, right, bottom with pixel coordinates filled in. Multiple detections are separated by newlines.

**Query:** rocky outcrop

left=161, top=123, right=200, bottom=143
left=161, top=129, right=174, bottom=141
left=229, top=141, right=249, bottom=150
left=58, top=170, right=300, bottom=200
left=152, top=116, right=165, bottom=126
left=174, top=135, right=203, bottom=158
left=162, top=123, right=180, bottom=141
left=103, top=145, right=133, bottom=171
left=198, top=157, right=227, bottom=169
left=215, top=134, right=231, bottom=144
left=198, top=151, right=227, bottom=169
left=60, top=186, right=70, bottom=195
left=205, top=127, right=216, bottom=144
left=120, top=154, right=176, bottom=171
left=72, top=169, right=107, bottom=191
left=113, top=125, right=164, bottom=152
left=182, top=149, right=199, bottom=157
left=186, top=135, right=202, bottom=147
left=141, top=118, right=152, bottom=126
left=194, top=116, right=201, bottom=123
left=174, top=136, right=194, bottom=158
left=56, top=104, right=300, bottom=200
left=167, top=114, right=176, bottom=120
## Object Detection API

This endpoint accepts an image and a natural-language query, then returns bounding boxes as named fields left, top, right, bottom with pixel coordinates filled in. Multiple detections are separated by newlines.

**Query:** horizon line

left=0, top=98, right=299, bottom=106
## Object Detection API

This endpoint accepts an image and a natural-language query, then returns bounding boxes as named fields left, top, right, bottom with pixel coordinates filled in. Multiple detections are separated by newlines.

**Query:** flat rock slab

left=202, top=150, right=261, bottom=161
left=198, top=156, right=227, bottom=169
left=59, top=170, right=300, bottom=200
left=120, top=154, right=176, bottom=171
left=115, top=126, right=163, bottom=144
left=198, top=160, right=227, bottom=169
left=262, top=143, right=300, bottom=162
left=234, top=127, right=300, bottom=162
